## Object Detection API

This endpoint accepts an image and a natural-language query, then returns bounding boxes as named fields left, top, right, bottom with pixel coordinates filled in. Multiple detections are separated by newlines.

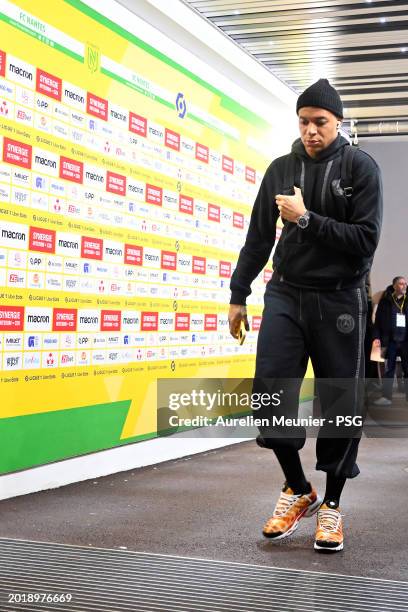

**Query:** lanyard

left=392, top=293, right=406, bottom=314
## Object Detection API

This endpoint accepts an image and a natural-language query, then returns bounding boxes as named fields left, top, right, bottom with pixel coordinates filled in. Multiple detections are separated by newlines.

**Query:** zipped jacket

left=230, top=134, right=383, bottom=305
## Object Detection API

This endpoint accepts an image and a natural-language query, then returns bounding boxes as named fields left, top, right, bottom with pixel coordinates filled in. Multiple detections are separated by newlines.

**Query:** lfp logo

left=176, top=93, right=187, bottom=119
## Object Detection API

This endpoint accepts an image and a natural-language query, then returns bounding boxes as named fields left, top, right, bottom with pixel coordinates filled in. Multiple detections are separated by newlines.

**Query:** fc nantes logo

left=86, top=43, right=100, bottom=74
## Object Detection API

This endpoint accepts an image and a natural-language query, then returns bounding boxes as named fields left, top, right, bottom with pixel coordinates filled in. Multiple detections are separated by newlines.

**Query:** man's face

left=298, top=107, right=339, bottom=158
left=393, top=277, right=407, bottom=296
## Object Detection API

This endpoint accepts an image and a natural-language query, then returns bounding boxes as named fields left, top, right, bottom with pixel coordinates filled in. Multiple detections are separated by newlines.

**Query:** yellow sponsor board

left=0, top=0, right=291, bottom=456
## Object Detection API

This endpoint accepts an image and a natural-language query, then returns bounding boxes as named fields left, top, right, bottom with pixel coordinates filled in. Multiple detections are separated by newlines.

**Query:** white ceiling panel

left=183, top=0, right=408, bottom=135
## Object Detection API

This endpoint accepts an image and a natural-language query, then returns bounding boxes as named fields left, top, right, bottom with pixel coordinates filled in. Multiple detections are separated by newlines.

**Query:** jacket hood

left=291, top=133, right=349, bottom=162
left=383, top=284, right=400, bottom=301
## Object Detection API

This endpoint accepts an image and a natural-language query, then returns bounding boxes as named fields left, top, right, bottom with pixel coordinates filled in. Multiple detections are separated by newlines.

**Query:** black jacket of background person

left=230, top=134, right=383, bottom=305
left=373, top=285, right=408, bottom=347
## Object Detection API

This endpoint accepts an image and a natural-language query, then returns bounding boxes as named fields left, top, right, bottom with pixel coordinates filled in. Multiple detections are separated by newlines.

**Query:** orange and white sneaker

left=314, top=501, right=344, bottom=552
left=262, top=483, right=322, bottom=540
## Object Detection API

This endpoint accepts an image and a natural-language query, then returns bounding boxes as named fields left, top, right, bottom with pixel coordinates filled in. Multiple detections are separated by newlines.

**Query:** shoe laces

left=318, top=508, right=341, bottom=533
left=273, top=491, right=301, bottom=517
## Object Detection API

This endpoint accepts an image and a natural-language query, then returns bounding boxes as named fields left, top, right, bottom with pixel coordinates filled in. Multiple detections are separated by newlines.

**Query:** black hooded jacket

left=230, top=134, right=383, bottom=304
left=373, top=285, right=408, bottom=346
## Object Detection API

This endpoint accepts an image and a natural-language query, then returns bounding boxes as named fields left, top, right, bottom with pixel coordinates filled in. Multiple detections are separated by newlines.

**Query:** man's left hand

left=275, top=186, right=306, bottom=222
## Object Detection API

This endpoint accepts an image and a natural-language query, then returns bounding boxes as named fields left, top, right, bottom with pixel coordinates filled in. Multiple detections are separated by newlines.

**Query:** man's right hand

left=228, top=304, right=250, bottom=339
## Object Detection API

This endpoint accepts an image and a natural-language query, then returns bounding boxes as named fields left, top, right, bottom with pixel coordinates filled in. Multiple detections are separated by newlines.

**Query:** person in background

left=373, top=276, right=408, bottom=405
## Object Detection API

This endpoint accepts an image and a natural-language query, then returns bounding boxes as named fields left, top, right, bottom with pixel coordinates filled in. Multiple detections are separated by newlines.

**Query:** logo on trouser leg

left=337, top=313, right=355, bottom=333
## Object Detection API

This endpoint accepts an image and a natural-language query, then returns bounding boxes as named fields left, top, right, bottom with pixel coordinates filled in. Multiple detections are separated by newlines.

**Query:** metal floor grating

left=0, top=538, right=407, bottom=612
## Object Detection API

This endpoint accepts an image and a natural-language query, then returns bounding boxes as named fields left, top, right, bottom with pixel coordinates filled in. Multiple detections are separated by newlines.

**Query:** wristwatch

left=297, top=210, right=310, bottom=229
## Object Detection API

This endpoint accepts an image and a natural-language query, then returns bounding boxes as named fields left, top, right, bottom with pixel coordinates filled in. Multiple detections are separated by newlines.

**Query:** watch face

left=298, top=215, right=309, bottom=229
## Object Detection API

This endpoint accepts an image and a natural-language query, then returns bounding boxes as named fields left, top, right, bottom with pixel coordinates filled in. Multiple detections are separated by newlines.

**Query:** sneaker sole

left=314, top=541, right=344, bottom=552
left=263, top=495, right=323, bottom=541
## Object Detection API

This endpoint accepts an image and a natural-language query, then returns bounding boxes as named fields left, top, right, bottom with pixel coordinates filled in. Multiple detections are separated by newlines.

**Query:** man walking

left=228, top=79, right=383, bottom=552
left=373, top=276, right=408, bottom=405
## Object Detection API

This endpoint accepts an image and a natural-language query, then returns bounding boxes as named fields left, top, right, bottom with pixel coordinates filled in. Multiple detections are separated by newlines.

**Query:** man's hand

left=275, top=186, right=306, bottom=222
left=228, top=304, right=249, bottom=339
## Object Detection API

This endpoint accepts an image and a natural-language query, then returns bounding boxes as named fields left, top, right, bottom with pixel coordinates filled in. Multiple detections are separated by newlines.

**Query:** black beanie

left=296, top=79, right=343, bottom=119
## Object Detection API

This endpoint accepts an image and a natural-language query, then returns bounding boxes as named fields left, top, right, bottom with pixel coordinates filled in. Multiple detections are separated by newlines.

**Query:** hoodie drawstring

left=321, top=160, right=333, bottom=216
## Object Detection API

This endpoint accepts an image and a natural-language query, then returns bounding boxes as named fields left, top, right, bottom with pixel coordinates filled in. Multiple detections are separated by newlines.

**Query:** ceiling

left=182, top=0, right=408, bottom=137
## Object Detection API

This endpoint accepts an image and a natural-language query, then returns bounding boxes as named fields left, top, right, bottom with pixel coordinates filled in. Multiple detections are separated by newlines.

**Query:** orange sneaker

left=262, top=483, right=322, bottom=540
left=314, top=501, right=344, bottom=552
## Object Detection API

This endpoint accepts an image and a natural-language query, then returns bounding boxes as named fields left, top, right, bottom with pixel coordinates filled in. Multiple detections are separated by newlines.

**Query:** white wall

left=359, top=137, right=408, bottom=299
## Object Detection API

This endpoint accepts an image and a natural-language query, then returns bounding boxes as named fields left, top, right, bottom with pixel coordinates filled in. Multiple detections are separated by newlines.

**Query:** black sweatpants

left=254, top=278, right=367, bottom=479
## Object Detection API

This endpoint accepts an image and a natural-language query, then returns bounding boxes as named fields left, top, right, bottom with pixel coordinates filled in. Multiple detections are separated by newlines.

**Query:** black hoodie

left=230, top=134, right=383, bottom=305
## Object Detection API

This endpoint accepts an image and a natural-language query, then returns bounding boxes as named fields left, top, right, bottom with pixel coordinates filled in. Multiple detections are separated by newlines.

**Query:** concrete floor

left=0, top=435, right=407, bottom=582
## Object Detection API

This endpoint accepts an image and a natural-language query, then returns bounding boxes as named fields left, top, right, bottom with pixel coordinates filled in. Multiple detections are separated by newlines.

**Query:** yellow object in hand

left=238, top=320, right=247, bottom=345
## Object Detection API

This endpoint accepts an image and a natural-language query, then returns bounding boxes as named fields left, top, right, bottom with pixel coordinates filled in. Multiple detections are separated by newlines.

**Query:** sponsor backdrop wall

left=0, top=0, right=291, bottom=476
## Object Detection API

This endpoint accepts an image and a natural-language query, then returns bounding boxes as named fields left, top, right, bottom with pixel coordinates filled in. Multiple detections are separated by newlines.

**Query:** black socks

left=323, top=473, right=346, bottom=507
left=272, top=446, right=311, bottom=495
left=260, top=439, right=347, bottom=502
left=271, top=445, right=346, bottom=503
